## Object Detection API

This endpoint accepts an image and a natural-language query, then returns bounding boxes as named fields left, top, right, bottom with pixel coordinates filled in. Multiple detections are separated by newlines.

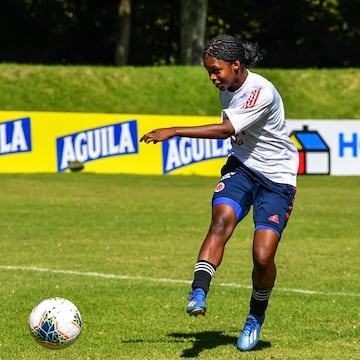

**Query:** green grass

left=0, top=173, right=359, bottom=359
left=0, top=64, right=359, bottom=118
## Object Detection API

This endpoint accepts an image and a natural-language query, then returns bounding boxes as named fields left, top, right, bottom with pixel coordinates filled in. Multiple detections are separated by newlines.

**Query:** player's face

left=204, top=55, right=240, bottom=92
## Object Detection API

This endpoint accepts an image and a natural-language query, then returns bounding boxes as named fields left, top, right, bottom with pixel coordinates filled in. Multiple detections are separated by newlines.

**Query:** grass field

left=0, top=173, right=359, bottom=359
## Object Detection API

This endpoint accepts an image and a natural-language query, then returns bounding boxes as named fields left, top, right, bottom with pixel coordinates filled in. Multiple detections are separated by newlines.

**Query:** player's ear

left=232, top=60, right=241, bottom=72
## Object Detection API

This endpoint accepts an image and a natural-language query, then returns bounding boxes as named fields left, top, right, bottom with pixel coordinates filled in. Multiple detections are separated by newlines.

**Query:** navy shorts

left=212, top=156, right=296, bottom=238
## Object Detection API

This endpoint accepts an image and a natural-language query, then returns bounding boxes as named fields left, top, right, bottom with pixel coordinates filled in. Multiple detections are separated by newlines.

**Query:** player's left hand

left=140, top=128, right=175, bottom=144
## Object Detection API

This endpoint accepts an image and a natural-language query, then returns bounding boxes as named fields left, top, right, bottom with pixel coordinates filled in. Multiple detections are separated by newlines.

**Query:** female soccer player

left=140, top=34, right=298, bottom=352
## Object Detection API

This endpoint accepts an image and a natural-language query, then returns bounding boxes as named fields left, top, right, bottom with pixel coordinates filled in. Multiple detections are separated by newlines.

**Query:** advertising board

left=0, top=111, right=358, bottom=176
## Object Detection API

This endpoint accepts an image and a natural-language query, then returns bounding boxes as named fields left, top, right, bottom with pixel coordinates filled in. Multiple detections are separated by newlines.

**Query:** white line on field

left=1, top=265, right=360, bottom=298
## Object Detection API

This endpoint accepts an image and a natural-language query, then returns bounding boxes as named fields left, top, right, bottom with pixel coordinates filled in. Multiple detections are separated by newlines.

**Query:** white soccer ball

left=29, top=297, right=82, bottom=349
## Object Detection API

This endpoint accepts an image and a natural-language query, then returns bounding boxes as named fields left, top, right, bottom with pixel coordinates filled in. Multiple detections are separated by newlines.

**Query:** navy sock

left=250, top=287, right=273, bottom=316
left=191, top=260, right=217, bottom=293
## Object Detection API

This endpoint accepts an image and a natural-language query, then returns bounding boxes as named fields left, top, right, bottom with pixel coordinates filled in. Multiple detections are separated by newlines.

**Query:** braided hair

left=203, top=34, right=263, bottom=68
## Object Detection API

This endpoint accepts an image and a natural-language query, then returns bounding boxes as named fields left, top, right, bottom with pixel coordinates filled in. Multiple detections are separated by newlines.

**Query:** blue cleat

left=186, top=288, right=206, bottom=316
left=237, top=313, right=265, bottom=351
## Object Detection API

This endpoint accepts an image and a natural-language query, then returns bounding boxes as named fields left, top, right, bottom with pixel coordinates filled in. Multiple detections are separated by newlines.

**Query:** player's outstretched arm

left=140, top=119, right=235, bottom=144
left=140, top=128, right=176, bottom=144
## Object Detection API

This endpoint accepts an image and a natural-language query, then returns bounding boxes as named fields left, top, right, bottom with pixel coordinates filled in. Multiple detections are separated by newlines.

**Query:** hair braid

left=203, top=34, right=263, bottom=68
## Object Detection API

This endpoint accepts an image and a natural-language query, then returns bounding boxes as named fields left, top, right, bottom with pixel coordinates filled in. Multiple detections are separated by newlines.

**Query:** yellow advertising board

left=0, top=111, right=229, bottom=176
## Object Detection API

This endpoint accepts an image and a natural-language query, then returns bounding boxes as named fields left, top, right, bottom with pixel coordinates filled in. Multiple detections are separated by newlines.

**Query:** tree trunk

left=180, top=0, right=207, bottom=65
left=115, top=0, right=132, bottom=65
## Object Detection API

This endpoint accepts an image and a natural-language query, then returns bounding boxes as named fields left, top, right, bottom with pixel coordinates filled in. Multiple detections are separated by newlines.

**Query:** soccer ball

left=29, top=297, right=82, bottom=349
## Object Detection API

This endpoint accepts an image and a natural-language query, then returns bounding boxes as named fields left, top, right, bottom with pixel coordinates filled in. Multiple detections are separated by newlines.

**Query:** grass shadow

left=168, top=331, right=271, bottom=357
left=169, top=331, right=236, bottom=357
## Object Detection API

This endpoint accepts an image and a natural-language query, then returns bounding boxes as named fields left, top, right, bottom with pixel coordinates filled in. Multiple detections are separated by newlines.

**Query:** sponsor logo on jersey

left=0, top=117, right=32, bottom=155
left=162, top=137, right=231, bottom=174
left=56, top=120, right=138, bottom=171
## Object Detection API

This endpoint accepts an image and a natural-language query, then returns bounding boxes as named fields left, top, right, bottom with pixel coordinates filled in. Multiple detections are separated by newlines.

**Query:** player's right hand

left=140, top=128, right=176, bottom=144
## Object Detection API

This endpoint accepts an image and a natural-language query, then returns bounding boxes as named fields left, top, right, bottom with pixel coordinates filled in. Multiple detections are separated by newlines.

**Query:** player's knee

left=209, top=213, right=235, bottom=237
left=254, top=256, right=270, bottom=270
left=253, top=252, right=274, bottom=270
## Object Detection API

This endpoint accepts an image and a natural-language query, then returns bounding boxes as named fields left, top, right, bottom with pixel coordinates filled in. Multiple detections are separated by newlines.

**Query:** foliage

left=0, top=0, right=359, bottom=67
left=207, top=0, right=360, bottom=67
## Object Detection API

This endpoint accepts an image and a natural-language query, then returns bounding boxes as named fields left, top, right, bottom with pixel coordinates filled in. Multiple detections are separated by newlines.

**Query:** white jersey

left=220, top=70, right=298, bottom=186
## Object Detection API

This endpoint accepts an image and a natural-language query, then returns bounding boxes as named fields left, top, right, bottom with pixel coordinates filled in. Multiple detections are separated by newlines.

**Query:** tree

left=180, top=0, right=208, bottom=65
left=115, top=0, right=132, bottom=65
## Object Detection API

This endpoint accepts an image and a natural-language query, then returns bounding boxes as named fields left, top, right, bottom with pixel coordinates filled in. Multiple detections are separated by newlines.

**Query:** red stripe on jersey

left=241, top=88, right=261, bottom=109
